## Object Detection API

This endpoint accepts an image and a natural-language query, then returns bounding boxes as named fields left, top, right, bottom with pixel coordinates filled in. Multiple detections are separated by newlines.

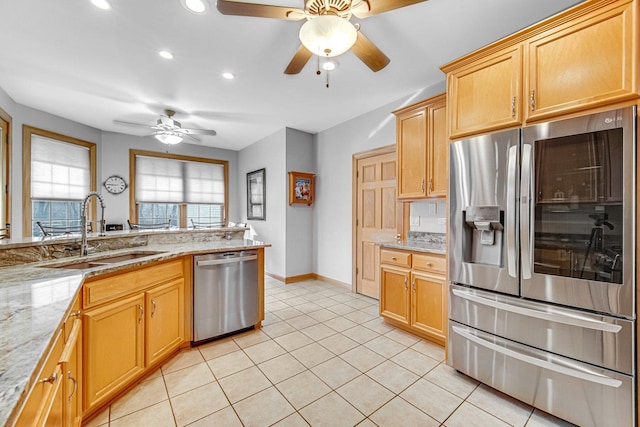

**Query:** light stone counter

left=377, top=231, right=446, bottom=255
left=0, top=233, right=270, bottom=427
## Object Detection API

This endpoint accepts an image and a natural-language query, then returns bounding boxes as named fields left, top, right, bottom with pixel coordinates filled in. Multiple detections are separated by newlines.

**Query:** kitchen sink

left=44, top=250, right=166, bottom=269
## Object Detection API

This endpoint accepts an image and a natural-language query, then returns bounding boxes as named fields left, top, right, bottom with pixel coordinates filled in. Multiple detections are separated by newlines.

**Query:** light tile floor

left=84, top=277, right=577, bottom=427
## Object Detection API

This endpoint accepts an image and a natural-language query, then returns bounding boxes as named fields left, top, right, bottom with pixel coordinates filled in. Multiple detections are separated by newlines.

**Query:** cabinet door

left=380, top=266, right=410, bottom=325
left=526, top=0, right=636, bottom=121
left=84, top=293, right=145, bottom=411
left=448, top=46, right=522, bottom=139
left=60, top=319, right=81, bottom=427
left=15, top=330, right=64, bottom=427
left=410, top=272, right=447, bottom=345
left=396, top=107, right=427, bottom=199
left=146, top=278, right=185, bottom=366
left=427, top=96, right=448, bottom=197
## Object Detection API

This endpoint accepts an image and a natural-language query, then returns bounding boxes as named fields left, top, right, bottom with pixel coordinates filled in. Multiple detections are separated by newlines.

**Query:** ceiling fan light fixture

left=155, top=132, right=183, bottom=145
left=159, top=50, right=174, bottom=60
left=322, top=60, right=337, bottom=71
left=181, top=0, right=209, bottom=14
left=299, top=16, right=357, bottom=58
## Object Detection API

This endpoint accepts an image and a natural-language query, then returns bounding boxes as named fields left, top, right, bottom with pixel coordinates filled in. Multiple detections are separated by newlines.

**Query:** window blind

left=135, top=155, right=225, bottom=204
left=31, top=135, right=90, bottom=200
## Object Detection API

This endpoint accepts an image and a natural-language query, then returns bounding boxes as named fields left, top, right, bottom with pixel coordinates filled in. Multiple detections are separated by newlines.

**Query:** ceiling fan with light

left=216, top=0, right=426, bottom=74
left=114, top=109, right=217, bottom=145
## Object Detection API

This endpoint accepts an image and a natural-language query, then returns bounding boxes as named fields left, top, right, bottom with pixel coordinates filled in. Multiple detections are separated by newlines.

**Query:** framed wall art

left=288, top=171, right=315, bottom=206
left=247, top=168, right=266, bottom=220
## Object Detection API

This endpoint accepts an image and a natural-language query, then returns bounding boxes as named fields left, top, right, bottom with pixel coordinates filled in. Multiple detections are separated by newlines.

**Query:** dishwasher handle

left=196, top=254, right=257, bottom=267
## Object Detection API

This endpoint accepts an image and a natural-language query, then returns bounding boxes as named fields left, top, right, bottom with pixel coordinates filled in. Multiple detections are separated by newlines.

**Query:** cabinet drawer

left=412, top=253, right=446, bottom=274
left=84, top=259, right=183, bottom=308
left=380, top=249, right=411, bottom=268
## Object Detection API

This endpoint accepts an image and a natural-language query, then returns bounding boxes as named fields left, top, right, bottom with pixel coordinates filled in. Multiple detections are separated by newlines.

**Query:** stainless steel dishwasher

left=192, top=250, right=259, bottom=345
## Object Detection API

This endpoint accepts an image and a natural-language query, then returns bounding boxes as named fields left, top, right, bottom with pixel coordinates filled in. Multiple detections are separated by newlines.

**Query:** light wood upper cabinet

left=394, top=93, right=448, bottom=199
left=145, top=278, right=185, bottom=366
left=442, top=0, right=638, bottom=138
left=525, top=0, right=637, bottom=121
left=447, top=46, right=522, bottom=139
left=428, top=97, right=449, bottom=197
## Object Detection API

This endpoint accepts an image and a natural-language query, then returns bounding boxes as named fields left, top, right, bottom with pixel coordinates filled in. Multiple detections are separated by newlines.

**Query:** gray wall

left=238, top=129, right=287, bottom=277
left=0, top=87, right=240, bottom=238
left=285, top=128, right=315, bottom=277
left=312, top=81, right=446, bottom=284
left=101, top=131, right=239, bottom=227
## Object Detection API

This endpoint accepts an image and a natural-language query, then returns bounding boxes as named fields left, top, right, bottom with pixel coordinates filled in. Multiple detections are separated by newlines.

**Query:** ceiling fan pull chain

left=326, top=69, right=330, bottom=88
left=316, top=54, right=321, bottom=75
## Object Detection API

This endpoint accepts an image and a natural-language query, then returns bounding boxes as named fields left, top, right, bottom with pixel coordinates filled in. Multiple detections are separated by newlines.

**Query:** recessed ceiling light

left=159, top=51, right=174, bottom=60
left=222, top=72, right=235, bottom=80
left=91, top=0, right=111, bottom=10
left=181, top=0, right=209, bottom=14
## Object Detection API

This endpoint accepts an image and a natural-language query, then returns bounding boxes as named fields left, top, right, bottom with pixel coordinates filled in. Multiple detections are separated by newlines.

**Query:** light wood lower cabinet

left=145, top=278, right=185, bottom=366
left=15, top=301, right=82, bottom=427
left=380, top=249, right=447, bottom=346
left=83, top=293, right=145, bottom=411
left=83, top=259, right=186, bottom=413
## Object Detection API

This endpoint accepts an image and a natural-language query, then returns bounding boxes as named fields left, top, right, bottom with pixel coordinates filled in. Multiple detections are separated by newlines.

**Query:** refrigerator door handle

left=520, top=144, right=532, bottom=279
left=452, top=325, right=623, bottom=388
left=451, top=288, right=622, bottom=333
left=507, top=145, right=518, bottom=278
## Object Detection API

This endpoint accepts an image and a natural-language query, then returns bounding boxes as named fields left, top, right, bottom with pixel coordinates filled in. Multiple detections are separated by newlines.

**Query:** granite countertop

left=0, top=238, right=270, bottom=427
left=378, top=239, right=446, bottom=255
left=376, top=231, right=447, bottom=255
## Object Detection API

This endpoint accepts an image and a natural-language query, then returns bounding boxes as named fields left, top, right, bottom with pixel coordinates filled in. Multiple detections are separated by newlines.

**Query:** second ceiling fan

left=216, top=0, right=427, bottom=74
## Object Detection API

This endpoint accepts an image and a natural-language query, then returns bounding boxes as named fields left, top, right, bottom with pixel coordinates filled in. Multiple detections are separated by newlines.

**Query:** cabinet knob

left=39, top=371, right=57, bottom=385
left=69, top=310, right=82, bottom=318
left=392, top=257, right=397, bottom=261
left=426, top=262, right=432, bottom=267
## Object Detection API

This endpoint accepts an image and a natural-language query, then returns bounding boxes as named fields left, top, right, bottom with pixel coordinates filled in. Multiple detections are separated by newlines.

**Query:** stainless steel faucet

left=81, top=192, right=106, bottom=256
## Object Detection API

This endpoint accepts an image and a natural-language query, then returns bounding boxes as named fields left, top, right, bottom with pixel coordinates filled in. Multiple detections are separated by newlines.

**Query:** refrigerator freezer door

left=449, top=322, right=634, bottom=427
left=449, top=284, right=634, bottom=374
left=449, top=128, right=520, bottom=295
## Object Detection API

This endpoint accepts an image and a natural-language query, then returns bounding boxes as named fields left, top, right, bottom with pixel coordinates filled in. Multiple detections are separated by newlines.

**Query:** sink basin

left=46, top=250, right=166, bottom=269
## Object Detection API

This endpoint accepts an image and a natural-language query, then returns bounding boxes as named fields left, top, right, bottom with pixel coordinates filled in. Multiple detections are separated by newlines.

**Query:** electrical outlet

left=410, top=216, right=420, bottom=226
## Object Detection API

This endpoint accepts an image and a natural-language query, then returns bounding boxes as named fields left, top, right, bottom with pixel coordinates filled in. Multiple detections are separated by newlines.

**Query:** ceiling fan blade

left=182, top=128, right=218, bottom=136
left=284, top=45, right=313, bottom=75
left=351, top=31, right=390, bottom=72
left=352, top=0, right=426, bottom=18
left=113, top=119, right=151, bottom=129
left=217, top=0, right=305, bottom=20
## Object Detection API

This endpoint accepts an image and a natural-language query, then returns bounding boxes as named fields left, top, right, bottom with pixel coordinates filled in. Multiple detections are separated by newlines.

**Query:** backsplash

left=410, top=200, right=447, bottom=233
left=407, top=231, right=446, bottom=245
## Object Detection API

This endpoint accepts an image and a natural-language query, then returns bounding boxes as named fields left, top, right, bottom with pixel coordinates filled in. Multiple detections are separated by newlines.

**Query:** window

left=130, top=150, right=228, bottom=228
left=0, top=108, right=10, bottom=238
left=23, top=126, right=96, bottom=237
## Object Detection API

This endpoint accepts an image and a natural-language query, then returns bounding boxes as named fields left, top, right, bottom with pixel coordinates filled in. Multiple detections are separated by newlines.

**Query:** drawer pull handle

left=69, top=310, right=81, bottom=318
left=67, top=371, right=77, bottom=403
left=151, top=299, right=157, bottom=318
left=530, top=90, right=536, bottom=111
left=138, top=304, right=144, bottom=324
left=412, top=279, right=416, bottom=291
left=426, top=262, right=432, bottom=267
left=39, top=371, right=57, bottom=384
left=404, top=276, right=408, bottom=290
left=511, top=96, right=516, bottom=117
left=392, top=257, right=397, bottom=261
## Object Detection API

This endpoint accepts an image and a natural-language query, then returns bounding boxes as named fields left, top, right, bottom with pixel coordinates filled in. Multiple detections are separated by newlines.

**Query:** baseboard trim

left=284, top=273, right=315, bottom=284
left=266, top=272, right=351, bottom=290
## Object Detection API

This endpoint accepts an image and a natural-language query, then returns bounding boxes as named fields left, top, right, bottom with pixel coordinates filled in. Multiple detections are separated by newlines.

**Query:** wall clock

left=103, top=175, right=128, bottom=195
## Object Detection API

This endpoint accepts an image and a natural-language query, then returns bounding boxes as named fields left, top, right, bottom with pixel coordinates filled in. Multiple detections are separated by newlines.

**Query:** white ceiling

left=0, top=0, right=581, bottom=151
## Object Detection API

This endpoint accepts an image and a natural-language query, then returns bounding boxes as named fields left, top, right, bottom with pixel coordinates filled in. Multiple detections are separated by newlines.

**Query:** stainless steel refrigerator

left=448, top=106, right=636, bottom=427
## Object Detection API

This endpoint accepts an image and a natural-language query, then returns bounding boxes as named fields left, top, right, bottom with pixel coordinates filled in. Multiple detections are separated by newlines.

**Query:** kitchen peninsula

left=0, top=227, right=270, bottom=426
